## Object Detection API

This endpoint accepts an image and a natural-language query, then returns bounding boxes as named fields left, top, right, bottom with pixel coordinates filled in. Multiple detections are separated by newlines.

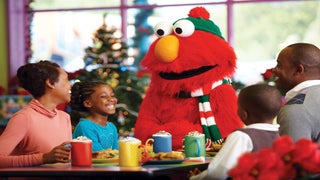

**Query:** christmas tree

left=68, top=13, right=149, bottom=137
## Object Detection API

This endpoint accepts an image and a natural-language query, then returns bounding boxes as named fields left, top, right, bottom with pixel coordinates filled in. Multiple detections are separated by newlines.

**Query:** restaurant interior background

left=1, top=0, right=319, bottom=136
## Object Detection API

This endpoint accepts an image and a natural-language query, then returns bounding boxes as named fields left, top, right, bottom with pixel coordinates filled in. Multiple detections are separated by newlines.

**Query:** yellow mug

left=119, top=137, right=142, bottom=167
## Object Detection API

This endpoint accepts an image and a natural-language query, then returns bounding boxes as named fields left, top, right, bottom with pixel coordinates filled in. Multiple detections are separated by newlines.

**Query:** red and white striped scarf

left=191, top=79, right=230, bottom=148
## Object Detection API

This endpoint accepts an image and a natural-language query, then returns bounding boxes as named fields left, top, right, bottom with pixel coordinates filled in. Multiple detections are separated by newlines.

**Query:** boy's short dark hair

left=238, top=84, right=282, bottom=122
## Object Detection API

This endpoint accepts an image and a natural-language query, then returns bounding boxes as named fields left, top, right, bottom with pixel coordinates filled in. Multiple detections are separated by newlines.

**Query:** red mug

left=71, top=140, right=92, bottom=166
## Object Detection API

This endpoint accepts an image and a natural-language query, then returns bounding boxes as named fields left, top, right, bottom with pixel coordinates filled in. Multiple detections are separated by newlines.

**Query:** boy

left=190, top=84, right=282, bottom=180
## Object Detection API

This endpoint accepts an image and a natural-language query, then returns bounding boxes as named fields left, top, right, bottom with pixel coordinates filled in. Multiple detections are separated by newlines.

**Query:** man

left=273, top=43, right=320, bottom=143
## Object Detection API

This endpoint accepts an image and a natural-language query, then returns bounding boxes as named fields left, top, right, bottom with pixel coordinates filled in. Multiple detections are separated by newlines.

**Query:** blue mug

left=146, top=131, right=172, bottom=153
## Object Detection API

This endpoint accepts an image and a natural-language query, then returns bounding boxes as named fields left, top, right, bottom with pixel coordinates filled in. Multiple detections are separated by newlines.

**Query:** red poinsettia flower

left=272, top=136, right=295, bottom=159
left=229, top=136, right=320, bottom=180
left=261, top=68, right=274, bottom=81
left=228, top=149, right=284, bottom=180
left=291, top=138, right=320, bottom=174
left=272, top=136, right=297, bottom=179
left=0, top=86, right=6, bottom=95
left=255, top=148, right=285, bottom=180
left=228, top=152, right=259, bottom=180
left=67, top=69, right=86, bottom=80
left=17, top=87, right=31, bottom=95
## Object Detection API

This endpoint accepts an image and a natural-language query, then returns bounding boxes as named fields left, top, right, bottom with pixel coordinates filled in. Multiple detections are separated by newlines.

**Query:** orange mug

left=71, top=137, right=92, bottom=166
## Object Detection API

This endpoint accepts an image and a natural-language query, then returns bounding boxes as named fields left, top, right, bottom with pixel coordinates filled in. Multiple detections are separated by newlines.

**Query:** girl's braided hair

left=70, top=80, right=108, bottom=112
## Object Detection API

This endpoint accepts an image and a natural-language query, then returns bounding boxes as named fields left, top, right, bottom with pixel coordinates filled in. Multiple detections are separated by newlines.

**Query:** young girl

left=70, top=80, right=119, bottom=152
left=0, top=60, right=72, bottom=167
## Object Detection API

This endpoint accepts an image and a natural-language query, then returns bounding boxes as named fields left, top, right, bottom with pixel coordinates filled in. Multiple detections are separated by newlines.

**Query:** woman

left=0, top=60, right=72, bottom=167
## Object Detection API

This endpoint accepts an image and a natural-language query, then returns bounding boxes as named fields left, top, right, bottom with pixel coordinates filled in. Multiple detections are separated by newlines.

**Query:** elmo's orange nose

left=154, top=35, right=179, bottom=63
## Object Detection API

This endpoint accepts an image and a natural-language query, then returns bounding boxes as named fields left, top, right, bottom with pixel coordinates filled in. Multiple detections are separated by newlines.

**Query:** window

left=29, top=1, right=229, bottom=73
left=7, top=0, right=320, bottom=90
left=233, top=1, right=320, bottom=85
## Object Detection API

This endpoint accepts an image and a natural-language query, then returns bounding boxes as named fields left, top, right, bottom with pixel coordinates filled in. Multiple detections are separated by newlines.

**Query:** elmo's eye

left=173, top=19, right=195, bottom=37
left=154, top=22, right=173, bottom=38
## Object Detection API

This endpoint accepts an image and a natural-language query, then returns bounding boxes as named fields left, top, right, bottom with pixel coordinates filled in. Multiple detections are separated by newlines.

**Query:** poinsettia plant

left=261, top=68, right=274, bottom=81
left=228, top=136, right=320, bottom=180
left=261, top=68, right=276, bottom=86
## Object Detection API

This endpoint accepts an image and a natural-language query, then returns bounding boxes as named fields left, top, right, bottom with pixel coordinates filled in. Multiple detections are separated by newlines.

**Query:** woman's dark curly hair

left=17, top=60, right=60, bottom=98
left=70, top=80, right=108, bottom=112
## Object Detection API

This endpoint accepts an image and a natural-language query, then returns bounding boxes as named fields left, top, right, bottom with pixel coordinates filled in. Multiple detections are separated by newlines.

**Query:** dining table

left=0, top=158, right=211, bottom=180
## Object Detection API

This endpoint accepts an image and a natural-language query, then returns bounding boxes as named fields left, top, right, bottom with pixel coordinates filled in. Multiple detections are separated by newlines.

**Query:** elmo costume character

left=134, top=7, right=244, bottom=150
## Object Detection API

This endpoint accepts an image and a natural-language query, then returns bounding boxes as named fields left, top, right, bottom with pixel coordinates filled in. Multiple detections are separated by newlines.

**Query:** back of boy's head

left=70, top=80, right=109, bottom=112
left=238, top=84, right=282, bottom=123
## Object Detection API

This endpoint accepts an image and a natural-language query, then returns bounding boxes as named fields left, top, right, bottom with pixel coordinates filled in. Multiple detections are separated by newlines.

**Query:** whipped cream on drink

left=119, top=137, right=141, bottom=144
left=153, top=130, right=171, bottom=136
left=72, top=136, right=92, bottom=142
left=187, top=131, right=204, bottom=137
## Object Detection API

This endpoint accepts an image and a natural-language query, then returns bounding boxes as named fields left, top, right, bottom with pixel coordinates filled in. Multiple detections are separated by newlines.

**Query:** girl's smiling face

left=84, top=84, right=117, bottom=116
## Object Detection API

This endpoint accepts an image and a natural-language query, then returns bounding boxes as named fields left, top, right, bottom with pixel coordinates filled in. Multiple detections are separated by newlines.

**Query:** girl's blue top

left=73, top=118, right=119, bottom=152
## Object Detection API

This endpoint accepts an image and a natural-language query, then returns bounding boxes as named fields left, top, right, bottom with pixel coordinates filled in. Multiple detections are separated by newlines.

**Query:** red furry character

left=134, top=7, right=244, bottom=150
